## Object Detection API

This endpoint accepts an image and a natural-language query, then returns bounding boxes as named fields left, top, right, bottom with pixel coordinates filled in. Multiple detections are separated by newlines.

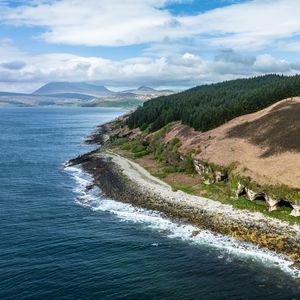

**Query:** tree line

left=126, top=74, right=300, bottom=132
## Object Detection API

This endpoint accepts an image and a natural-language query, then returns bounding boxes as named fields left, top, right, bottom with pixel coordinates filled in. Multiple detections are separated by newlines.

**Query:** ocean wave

left=65, top=165, right=300, bottom=279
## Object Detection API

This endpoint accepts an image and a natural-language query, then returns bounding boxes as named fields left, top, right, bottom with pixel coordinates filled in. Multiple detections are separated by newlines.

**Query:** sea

left=0, top=107, right=299, bottom=300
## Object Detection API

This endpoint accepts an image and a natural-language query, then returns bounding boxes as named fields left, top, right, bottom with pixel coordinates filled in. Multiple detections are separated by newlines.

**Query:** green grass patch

left=115, top=139, right=149, bottom=158
left=109, top=135, right=300, bottom=225
left=171, top=184, right=197, bottom=194
left=111, top=137, right=129, bottom=147
left=151, top=171, right=168, bottom=179
left=133, top=150, right=151, bottom=158
left=163, top=165, right=178, bottom=173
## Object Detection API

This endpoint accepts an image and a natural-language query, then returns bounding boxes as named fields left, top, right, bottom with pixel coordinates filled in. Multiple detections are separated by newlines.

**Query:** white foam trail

left=65, top=165, right=101, bottom=206
left=65, top=165, right=300, bottom=279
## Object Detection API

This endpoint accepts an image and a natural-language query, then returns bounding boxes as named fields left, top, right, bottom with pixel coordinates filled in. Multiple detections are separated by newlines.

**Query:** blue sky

left=0, top=0, right=300, bottom=92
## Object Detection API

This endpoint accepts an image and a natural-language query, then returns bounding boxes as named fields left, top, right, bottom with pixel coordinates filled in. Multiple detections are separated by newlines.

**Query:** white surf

left=66, top=165, right=300, bottom=279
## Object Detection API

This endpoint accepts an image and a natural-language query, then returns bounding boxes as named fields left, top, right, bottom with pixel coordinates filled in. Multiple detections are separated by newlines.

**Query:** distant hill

left=0, top=82, right=175, bottom=107
left=137, top=86, right=156, bottom=92
left=125, top=86, right=174, bottom=96
left=33, top=82, right=174, bottom=99
left=137, top=86, right=174, bottom=93
left=43, top=93, right=95, bottom=101
left=0, top=92, right=29, bottom=97
left=34, top=82, right=113, bottom=97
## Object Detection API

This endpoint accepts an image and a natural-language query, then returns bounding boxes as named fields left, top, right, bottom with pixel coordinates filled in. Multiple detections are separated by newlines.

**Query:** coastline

left=66, top=147, right=300, bottom=267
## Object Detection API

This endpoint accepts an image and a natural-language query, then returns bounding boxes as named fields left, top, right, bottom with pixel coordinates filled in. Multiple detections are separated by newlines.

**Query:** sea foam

left=65, top=165, right=300, bottom=279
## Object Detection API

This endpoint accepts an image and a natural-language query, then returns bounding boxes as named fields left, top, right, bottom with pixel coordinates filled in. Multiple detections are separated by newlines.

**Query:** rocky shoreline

left=66, top=142, right=300, bottom=266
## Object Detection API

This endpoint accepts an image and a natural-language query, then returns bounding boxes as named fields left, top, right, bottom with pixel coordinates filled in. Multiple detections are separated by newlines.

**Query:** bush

left=111, top=137, right=129, bottom=147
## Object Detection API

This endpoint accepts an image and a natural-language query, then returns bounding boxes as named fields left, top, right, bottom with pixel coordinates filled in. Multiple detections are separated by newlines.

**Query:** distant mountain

left=0, top=91, right=29, bottom=97
left=159, top=89, right=175, bottom=94
left=137, top=86, right=157, bottom=92
left=124, top=86, right=174, bottom=96
left=34, top=82, right=113, bottom=97
left=34, top=82, right=175, bottom=99
left=0, top=82, right=176, bottom=107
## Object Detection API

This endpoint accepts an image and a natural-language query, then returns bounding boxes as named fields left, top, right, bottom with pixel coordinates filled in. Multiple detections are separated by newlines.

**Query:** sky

left=1, top=0, right=300, bottom=92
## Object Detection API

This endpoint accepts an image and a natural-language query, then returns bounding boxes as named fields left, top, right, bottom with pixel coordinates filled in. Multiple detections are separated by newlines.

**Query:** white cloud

left=0, top=38, right=299, bottom=93
left=4, top=0, right=300, bottom=92
left=254, top=54, right=290, bottom=73
left=2, top=0, right=174, bottom=46
left=2, top=0, right=300, bottom=50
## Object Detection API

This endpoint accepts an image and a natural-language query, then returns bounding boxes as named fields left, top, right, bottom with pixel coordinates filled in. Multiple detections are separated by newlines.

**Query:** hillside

left=103, top=97, right=300, bottom=188
left=127, top=74, right=300, bottom=132
left=100, top=78, right=300, bottom=218
left=163, top=97, right=300, bottom=188
left=69, top=96, right=300, bottom=264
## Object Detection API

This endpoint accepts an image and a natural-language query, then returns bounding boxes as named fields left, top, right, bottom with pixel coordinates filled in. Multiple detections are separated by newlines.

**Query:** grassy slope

left=107, top=138, right=300, bottom=225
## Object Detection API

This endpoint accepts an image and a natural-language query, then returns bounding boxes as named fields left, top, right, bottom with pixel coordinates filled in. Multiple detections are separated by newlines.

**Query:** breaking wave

left=65, top=165, right=300, bottom=279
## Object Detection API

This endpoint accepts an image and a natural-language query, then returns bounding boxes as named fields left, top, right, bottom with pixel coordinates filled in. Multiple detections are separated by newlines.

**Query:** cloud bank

left=3, top=0, right=300, bottom=49
left=0, top=39, right=299, bottom=93
left=0, top=0, right=300, bottom=92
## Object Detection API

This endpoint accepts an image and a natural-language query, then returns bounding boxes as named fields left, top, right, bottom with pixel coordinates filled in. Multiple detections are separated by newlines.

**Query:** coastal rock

left=234, top=184, right=281, bottom=212
left=236, top=182, right=245, bottom=199
left=191, top=230, right=200, bottom=237
left=215, top=170, right=227, bottom=183
left=65, top=148, right=99, bottom=167
left=265, top=196, right=281, bottom=212
left=291, top=203, right=300, bottom=217
left=245, top=188, right=257, bottom=201
left=68, top=150, right=300, bottom=263
left=193, top=159, right=227, bottom=184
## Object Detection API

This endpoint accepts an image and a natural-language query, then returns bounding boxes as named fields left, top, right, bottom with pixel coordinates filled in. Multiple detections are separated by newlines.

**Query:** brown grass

left=227, top=100, right=300, bottom=157
left=164, top=172, right=202, bottom=187
left=162, top=98, right=300, bottom=188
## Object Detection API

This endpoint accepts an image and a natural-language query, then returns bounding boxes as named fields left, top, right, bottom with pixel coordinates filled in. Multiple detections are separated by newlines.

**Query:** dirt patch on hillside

left=164, top=173, right=202, bottom=187
left=161, top=98, right=300, bottom=188
left=135, top=156, right=162, bottom=171
left=227, top=100, right=300, bottom=157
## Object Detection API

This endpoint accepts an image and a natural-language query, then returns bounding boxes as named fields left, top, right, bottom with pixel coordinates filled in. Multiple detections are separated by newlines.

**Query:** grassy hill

left=103, top=97, right=300, bottom=221
left=102, top=74, right=300, bottom=219
left=127, top=74, right=300, bottom=132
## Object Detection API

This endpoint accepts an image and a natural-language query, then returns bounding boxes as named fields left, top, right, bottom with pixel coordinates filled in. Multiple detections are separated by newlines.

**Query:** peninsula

left=67, top=74, right=300, bottom=267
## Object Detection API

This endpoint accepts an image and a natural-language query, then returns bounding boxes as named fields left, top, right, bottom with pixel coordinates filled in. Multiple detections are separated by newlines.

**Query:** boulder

left=265, top=196, right=280, bottom=212
left=290, top=203, right=300, bottom=217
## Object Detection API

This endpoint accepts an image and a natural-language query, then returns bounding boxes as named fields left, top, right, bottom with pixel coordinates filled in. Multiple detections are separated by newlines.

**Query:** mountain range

left=0, top=82, right=175, bottom=107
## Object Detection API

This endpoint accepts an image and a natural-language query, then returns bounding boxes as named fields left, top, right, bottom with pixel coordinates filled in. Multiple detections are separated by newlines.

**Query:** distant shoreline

left=0, top=101, right=139, bottom=109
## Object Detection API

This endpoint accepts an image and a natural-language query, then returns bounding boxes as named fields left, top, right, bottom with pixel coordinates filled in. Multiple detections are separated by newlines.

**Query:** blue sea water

left=0, top=107, right=299, bottom=300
